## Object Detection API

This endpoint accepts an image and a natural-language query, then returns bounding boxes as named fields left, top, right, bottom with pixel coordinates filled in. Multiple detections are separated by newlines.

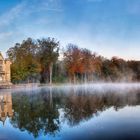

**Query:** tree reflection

left=11, top=88, right=60, bottom=138
left=63, top=88, right=140, bottom=126
left=8, top=87, right=140, bottom=138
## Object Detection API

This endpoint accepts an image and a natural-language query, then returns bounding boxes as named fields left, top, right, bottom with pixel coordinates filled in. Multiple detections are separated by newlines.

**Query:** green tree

left=38, top=38, right=59, bottom=84
left=7, top=38, right=41, bottom=83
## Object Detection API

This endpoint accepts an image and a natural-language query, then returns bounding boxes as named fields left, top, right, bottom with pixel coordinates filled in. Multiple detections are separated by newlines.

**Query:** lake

left=0, top=83, right=140, bottom=140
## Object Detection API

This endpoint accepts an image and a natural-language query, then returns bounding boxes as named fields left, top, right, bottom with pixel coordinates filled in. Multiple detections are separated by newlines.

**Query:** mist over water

left=4, top=82, right=140, bottom=93
left=0, top=83, right=140, bottom=140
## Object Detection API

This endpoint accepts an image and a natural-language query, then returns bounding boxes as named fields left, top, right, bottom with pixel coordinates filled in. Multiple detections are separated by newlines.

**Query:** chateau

left=0, top=52, right=11, bottom=84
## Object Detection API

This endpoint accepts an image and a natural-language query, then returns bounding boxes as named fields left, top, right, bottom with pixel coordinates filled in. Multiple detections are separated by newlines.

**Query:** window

left=0, top=75, right=2, bottom=81
left=0, top=60, right=3, bottom=64
left=0, top=66, right=2, bottom=71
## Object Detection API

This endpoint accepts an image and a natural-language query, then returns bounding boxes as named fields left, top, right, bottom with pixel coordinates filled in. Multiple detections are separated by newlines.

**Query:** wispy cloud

left=0, top=32, right=13, bottom=39
left=0, top=0, right=63, bottom=28
left=0, top=0, right=140, bottom=60
left=0, top=0, right=64, bottom=54
left=0, top=2, right=25, bottom=27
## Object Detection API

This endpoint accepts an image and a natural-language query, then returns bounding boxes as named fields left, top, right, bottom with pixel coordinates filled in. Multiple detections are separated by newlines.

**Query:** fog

left=1, top=83, right=140, bottom=94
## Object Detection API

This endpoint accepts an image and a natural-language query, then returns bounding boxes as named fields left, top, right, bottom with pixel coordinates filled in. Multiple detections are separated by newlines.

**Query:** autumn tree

left=64, top=44, right=83, bottom=83
left=80, top=49, right=92, bottom=82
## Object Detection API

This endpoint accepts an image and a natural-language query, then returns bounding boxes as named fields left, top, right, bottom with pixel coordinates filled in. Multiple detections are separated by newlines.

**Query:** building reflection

left=0, top=92, right=13, bottom=125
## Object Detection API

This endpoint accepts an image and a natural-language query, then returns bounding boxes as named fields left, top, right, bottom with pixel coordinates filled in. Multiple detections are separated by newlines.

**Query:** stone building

left=0, top=52, right=11, bottom=84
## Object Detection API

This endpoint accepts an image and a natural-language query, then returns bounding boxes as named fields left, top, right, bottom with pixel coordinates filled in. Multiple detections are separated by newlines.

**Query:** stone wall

left=0, top=52, right=11, bottom=84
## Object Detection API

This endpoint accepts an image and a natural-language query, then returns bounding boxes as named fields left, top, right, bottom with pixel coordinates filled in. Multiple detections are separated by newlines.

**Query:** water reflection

left=0, top=86, right=140, bottom=139
left=0, top=92, right=13, bottom=125
left=11, top=88, right=60, bottom=138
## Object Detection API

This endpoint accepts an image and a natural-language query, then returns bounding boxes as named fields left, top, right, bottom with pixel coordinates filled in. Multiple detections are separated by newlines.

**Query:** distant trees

left=101, top=57, right=136, bottom=81
left=127, top=61, right=140, bottom=81
left=64, top=44, right=102, bottom=83
left=7, top=37, right=140, bottom=84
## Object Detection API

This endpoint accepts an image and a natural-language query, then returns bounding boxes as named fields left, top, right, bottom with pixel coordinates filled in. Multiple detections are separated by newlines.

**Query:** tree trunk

left=49, top=63, right=53, bottom=85
left=74, top=73, right=76, bottom=84
left=84, top=73, right=87, bottom=83
left=69, top=76, right=72, bottom=83
left=49, top=87, right=53, bottom=108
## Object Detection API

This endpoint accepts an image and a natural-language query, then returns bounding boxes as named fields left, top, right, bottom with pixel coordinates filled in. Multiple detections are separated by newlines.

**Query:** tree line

left=7, top=37, right=140, bottom=84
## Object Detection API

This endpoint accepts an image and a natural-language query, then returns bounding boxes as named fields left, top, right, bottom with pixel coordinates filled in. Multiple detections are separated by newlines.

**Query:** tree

left=7, top=38, right=140, bottom=84
left=128, top=60, right=140, bottom=81
left=38, top=38, right=59, bottom=84
left=7, top=38, right=41, bottom=83
left=64, top=45, right=102, bottom=83
left=81, top=49, right=94, bottom=82
left=64, top=44, right=83, bottom=83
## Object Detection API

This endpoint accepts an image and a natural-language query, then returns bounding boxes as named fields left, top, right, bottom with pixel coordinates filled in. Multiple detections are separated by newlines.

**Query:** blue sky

left=0, top=0, right=140, bottom=60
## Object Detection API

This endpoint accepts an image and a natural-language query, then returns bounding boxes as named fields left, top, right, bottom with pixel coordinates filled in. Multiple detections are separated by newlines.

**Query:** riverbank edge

left=1, top=82, right=140, bottom=89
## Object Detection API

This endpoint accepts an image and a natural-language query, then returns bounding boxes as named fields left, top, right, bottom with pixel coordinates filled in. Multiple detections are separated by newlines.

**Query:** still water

left=0, top=84, right=140, bottom=140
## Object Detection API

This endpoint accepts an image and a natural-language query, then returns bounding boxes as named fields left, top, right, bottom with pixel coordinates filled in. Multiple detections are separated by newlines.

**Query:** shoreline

left=1, top=82, right=140, bottom=90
